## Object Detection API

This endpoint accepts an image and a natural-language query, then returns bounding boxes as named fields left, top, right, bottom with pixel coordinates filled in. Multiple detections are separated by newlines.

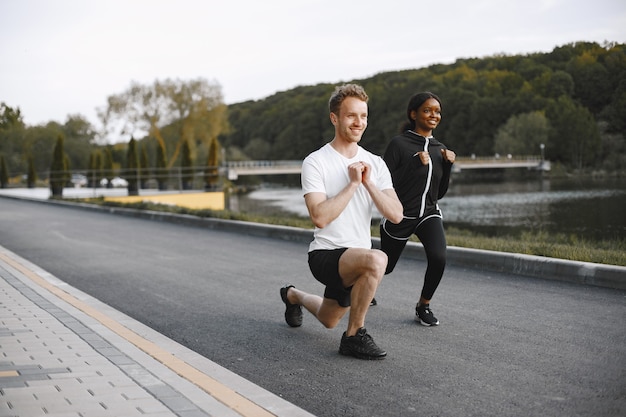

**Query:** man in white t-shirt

left=280, top=84, right=403, bottom=360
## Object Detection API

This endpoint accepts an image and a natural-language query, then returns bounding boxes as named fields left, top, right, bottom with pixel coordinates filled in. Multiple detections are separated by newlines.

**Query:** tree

left=494, top=111, right=551, bottom=156
left=49, top=135, right=68, bottom=197
left=27, top=154, right=37, bottom=188
left=61, top=115, right=96, bottom=170
left=181, top=138, right=193, bottom=190
left=567, top=51, right=612, bottom=115
left=438, top=88, right=478, bottom=155
left=126, top=137, right=139, bottom=195
left=99, top=78, right=230, bottom=169
left=102, top=147, right=114, bottom=188
left=205, top=136, right=220, bottom=190
left=600, top=74, right=626, bottom=133
left=0, top=103, right=24, bottom=130
left=155, top=139, right=168, bottom=191
left=17, top=125, right=56, bottom=178
left=0, top=42, right=622, bottom=178
left=0, top=154, right=8, bottom=188
left=217, top=41, right=624, bottom=173
left=531, top=70, right=574, bottom=99
left=546, top=96, right=601, bottom=169
left=466, top=96, right=515, bottom=154
left=243, top=138, right=271, bottom=160
left=139, top=144, right=150, bottom=189
left=596, top=121, right=626, bottom=172
left=87, top=150, right=103, bottom=188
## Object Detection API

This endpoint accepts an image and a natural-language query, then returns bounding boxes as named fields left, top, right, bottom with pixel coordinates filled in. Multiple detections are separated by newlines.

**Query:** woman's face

left=411, top=97, right=441, bottom=135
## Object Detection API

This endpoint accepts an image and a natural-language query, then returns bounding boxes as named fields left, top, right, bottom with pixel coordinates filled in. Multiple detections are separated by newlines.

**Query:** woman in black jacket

left=379, top=92, right=456, bottom=326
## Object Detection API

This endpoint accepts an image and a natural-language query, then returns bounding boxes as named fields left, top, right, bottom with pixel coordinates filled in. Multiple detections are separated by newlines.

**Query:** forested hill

left=221, top=41, right=625, bottom=171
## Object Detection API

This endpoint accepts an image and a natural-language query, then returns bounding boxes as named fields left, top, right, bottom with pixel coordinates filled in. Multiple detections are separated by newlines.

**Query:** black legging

left=380, top=216, right=446, bottom=301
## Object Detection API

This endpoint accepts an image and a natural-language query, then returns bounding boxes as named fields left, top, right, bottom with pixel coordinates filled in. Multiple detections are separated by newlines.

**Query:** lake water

left=227, top=177, right=626, bottom=242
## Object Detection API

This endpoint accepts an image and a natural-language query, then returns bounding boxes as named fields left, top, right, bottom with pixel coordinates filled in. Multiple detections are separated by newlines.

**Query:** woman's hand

left=441, top=149, right=456, bottom=163
left=415, top=151, right=430, bottom=165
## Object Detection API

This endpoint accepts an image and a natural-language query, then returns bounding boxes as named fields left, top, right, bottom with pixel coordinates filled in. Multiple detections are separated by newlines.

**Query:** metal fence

left=9, top=166, right=223, bottom=191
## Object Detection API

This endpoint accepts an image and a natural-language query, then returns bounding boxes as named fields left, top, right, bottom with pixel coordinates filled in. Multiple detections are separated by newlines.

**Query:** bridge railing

left=453, top=155, right=549, bottom=172
left=227, top=156, right=543, bottom=167
left=222, top=156, right=550, bottom=179
left=455, top=155, right=542, bottom=164
left=226, top=160, right=303, bottom=168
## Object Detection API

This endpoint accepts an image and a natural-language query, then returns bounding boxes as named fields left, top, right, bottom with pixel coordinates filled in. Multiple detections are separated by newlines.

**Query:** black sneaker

left=339, top=328, right=387, bottom=360
left=415, top=303, right=439, bottom=326
left=370, top=297, right=377, bottom=306
left=280, top=285, right=302, bottom=327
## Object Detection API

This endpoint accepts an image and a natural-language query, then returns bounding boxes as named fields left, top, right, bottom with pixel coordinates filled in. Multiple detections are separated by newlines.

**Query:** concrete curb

left=3, top=194, right=625, bottom=291
left=399, top=242, right=626, bottom=290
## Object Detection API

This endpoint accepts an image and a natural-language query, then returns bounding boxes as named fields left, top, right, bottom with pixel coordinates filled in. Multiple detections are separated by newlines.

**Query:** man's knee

left=320, top=317, right=341, bottom=329
left=366, top=249, right=388, bottom=279
left=371, top=249, right=382, bottom=274
left=318, top=302, right=347, bottom=329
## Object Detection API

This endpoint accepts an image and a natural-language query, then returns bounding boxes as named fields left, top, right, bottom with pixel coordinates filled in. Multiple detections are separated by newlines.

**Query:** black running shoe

left=370, top=297, right=377, bottom=306
left=415, top=304, right=439, bottom=326
left=339, top=328, right=387, bottom=360
left=280, top=285, right=302, bottom=327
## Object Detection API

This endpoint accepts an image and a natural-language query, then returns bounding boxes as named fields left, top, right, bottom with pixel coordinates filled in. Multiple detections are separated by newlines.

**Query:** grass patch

left=79, top=198, right=626, bottom=267
left=441, top=227, right=626, bottom=267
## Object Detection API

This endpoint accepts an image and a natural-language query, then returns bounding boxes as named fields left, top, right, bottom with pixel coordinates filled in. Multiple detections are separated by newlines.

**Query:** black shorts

left=308, top=248, right=351, bottom=307
left=381, top=213, right=442, bottom=240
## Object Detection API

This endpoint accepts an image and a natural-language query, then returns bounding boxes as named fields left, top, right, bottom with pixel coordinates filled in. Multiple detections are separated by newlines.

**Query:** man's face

left=331, top=97, right=368, bottom=143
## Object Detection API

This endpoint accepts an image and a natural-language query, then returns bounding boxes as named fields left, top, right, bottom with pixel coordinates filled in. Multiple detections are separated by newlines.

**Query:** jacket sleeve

left=438, top=149, right=453, bottom=199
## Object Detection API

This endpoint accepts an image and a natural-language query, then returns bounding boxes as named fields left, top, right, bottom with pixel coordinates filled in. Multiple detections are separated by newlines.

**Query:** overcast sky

left=1, top=0, right=625, bottom=131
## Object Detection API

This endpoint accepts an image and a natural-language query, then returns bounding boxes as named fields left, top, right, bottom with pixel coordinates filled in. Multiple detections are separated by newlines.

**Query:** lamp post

left=540, top=143, right=545, bottom=161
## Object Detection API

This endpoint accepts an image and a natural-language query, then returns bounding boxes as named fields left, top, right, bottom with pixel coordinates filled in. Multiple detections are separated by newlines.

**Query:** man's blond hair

left=329, top=84, right=369, bottom=115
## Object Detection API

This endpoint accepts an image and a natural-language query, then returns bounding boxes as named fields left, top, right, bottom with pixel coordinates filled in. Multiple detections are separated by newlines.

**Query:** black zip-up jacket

left=383, top=131, right=453, bottom=219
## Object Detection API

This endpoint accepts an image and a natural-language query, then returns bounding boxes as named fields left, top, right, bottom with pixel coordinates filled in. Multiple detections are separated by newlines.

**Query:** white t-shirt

left=302, top=143, right=394, bottom=251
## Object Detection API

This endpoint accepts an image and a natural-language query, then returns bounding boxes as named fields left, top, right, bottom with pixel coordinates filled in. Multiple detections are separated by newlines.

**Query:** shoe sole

left=415, top=315, right=439, bottom=326
left=339, top=348, right=387, bottom=360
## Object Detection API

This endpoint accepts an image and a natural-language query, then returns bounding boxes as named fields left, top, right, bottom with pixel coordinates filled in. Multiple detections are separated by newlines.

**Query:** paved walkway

left=0, top=245, right=314, bottom=417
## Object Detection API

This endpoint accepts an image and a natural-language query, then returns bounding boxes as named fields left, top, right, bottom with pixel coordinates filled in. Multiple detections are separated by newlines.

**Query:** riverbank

left=229, top=179, right=626, bottom=266
left=1, top=186, right=624, bottom=267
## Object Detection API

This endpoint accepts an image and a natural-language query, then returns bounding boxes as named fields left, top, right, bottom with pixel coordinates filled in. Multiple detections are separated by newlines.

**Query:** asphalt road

left=1, top=197, right=625, bottom=417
